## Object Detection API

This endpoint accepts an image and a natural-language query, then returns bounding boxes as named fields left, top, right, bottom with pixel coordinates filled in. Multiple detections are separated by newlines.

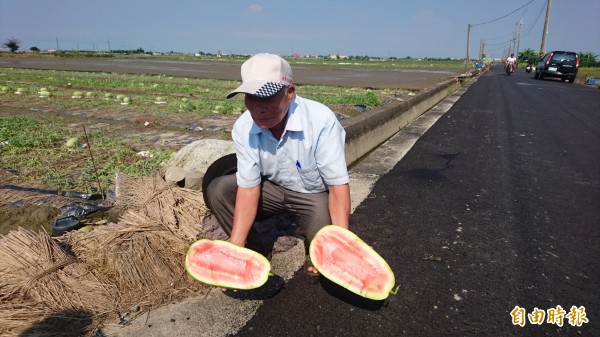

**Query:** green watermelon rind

left=185, top=239, right=271, bottom=290
left=309, top=225, right=396, bottom=301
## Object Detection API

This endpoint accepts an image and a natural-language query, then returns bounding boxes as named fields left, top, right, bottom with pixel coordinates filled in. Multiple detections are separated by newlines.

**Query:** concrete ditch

left=343, top=77, right=464, bottom=167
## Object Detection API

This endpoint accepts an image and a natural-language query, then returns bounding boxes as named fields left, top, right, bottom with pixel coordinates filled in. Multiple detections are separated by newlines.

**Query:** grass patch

left=578, top=67, right=600, bottom=79
left=0, top=115, right=173, bottom=193
left=0, top=67, right=422, bottom=192
left=0, top=68, right=384, bottom=117
left=304, top=90, right=380, bottom=106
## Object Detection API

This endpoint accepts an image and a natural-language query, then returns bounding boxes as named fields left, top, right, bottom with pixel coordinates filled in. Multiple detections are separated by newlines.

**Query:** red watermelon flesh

left=185, top=239, right=271, bottom=289
left=309, top=225, right=395, bottom=300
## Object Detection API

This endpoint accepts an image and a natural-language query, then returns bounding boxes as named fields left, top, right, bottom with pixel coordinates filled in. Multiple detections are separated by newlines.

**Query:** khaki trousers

left=205, top=174, right=331, bottom=256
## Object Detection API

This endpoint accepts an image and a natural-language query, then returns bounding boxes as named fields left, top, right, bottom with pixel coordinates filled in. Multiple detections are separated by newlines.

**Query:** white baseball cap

left=226, top=53, right=293, bottom=99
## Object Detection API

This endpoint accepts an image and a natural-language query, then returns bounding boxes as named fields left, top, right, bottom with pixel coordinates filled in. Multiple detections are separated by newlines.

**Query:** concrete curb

left=343, top=77, right=464, bottom=167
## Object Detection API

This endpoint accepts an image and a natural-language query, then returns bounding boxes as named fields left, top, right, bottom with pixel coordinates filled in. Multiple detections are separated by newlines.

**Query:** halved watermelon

left=309, top=225, right=396, bottom=300
left=185, top=239, right=271, bottom=290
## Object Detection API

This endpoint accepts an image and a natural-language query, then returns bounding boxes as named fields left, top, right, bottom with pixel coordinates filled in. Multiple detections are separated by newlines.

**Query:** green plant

left=0, top=115, right=174, bottom=193
left=0, top=116, right=64, bottom=154
left=304, top=90, right=380, bottom=107
left=519, top=48, right=539, bottom=64
left=578, top=51, right=598, bottom=67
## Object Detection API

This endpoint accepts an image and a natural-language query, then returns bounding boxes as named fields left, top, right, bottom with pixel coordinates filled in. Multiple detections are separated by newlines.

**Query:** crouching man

left=205, top=53, right=350, bottom=276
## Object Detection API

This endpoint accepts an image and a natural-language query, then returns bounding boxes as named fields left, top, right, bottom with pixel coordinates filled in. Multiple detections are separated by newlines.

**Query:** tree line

left=518, top=48, right=598, bottom=67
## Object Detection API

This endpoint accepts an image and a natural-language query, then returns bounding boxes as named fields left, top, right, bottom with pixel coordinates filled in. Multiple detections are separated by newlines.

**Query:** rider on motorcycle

left=505, top=53, right=517, bottom=73
left=525, top=60, right=533, bottom=73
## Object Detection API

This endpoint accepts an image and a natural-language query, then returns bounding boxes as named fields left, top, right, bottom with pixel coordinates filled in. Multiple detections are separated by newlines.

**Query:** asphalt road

left=233, top=66, right=600, bottom=336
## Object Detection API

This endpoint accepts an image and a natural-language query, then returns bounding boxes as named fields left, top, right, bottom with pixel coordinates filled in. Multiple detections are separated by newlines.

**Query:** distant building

left=329, top=54, right=348, bottom=60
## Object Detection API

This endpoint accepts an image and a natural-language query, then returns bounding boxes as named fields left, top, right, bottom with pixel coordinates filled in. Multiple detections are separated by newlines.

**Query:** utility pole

left=540, top=0, right=552, bottom=56
left=516, top=18, right=523, bottom=59
left=512, top=33, right=517, bottom=55
left=56, top=36, right=60, bottom=51
left=465, top=24, right=471, bottom=72
left=482, top=41, right=485, bottom=60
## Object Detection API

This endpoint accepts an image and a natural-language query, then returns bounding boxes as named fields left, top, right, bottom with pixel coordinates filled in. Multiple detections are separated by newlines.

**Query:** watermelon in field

left=309, top=225, right=397, bottom=300
left=185, top=239, right=271, bottom=290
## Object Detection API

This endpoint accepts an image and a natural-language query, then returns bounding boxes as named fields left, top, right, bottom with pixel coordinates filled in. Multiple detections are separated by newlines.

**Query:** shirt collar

left=285, top=96, right=302, bottom=132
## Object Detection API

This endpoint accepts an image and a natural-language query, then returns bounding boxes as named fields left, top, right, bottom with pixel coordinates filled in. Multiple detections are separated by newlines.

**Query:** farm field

left=0, top=55, right=462, bottom=234
left=0, top=55, right=465, bottom=336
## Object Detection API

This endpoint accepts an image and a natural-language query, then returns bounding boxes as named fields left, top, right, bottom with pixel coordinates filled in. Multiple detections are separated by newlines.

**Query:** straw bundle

left=1, top=172, right=213, bottom=334
left=63, top=211, right=209, bottom=311
left=0, top=228, right=116, bottom=336
left=0, top=228, right=117, bottom=311
left=114, top=173, right=209, bottom=242
left=0, top=300, right=52, bottom=337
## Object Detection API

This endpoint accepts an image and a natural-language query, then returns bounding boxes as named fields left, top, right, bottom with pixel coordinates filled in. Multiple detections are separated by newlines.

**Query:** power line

left=486, top=39, right=514, bottom=48
left=522, top=0, right=546, bottom=38
left=485, top=32, right=516, bottom=42
left=472, top=0, right=537, bottom=26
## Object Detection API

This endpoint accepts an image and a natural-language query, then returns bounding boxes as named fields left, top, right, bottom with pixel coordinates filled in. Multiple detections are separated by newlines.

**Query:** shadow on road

left=319, top=277, right=387, bottom=311
left=407, top=152, right=461, bottom=181
left=223, top=274, right=285, bottom=301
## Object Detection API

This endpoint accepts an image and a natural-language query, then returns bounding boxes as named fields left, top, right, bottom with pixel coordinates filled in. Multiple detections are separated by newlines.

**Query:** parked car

left=534, top=51, right=579, bottom=83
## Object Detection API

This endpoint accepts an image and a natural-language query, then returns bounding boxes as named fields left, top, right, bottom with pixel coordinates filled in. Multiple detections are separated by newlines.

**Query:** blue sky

left=1, top=0, right=598, bottom=58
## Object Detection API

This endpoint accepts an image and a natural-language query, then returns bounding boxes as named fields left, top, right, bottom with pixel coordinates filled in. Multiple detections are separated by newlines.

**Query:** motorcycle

left=525, top=62, right=533, bottom=73
left=506, top=62, right=515, bottom=76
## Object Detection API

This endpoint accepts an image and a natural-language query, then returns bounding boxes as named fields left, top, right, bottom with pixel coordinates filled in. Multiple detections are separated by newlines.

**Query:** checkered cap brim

left=254, top=82, right=286, bottom=98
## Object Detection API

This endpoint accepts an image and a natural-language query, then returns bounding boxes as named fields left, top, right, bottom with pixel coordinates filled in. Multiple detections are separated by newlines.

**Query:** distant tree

left=3, top=38, right=20, bottom=52
left=578, top=51, right=598, bottom=67
left=30, top=46, right=40, bottom=52
left=518, top=48, right=538, bottom=63
left=134, top=47, right=144, bottom=54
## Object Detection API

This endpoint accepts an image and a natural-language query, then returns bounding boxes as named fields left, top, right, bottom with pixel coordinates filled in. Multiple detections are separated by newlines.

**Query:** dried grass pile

left=1, top=172, right=215, bottom=336
left=0, top=228, right=117, bottom=336
left=114, top=173, right=209, bottom=242
left=63, top=211, right=209, bottom=311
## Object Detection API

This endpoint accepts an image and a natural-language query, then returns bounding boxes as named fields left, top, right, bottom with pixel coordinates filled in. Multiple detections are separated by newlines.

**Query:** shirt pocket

left=297, top=163, right=323, bottom=191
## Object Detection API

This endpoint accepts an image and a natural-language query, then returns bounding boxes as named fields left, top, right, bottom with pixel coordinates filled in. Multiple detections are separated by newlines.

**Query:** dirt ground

left=0, top=56, right=461, bottom=235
